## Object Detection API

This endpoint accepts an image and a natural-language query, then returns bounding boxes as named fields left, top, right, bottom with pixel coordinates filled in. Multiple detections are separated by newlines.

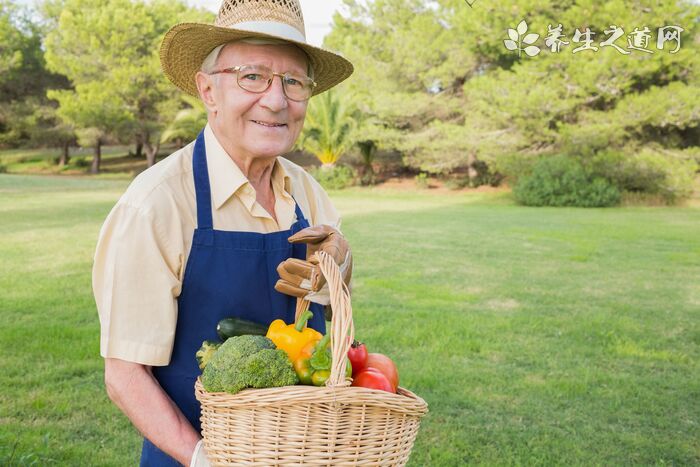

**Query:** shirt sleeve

left=92, top=200, right=183, bottom=366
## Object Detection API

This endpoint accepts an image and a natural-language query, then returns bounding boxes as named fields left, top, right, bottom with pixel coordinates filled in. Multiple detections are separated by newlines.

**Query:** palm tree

left=299, top=90, right=355, bottom=167
left=160, top=95, right=207, bottom=148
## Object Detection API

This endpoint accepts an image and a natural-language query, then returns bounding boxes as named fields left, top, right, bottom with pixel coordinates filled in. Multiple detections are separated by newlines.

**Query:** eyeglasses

left=209, top=64, right=317, bottom=102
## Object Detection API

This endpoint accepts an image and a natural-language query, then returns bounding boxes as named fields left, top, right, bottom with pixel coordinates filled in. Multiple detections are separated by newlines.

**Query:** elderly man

left=92, top=1, right=353, bottom=465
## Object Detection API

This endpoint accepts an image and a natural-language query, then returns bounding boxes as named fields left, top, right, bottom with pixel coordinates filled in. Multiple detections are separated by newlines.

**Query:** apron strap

left=193, top=128, right=310, bottom=232
left=193, top=131, right=214, bottom=230
left=292, top=198, right=308, bottom=225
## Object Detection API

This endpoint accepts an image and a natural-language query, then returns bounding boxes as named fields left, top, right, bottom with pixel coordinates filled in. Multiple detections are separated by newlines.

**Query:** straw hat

left=160, top=0, right=354, bottom=97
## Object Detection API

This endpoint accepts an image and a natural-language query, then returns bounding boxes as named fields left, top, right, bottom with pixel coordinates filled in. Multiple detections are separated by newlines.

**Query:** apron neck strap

left=292, top=199, right=307, bottom=225
left=193, top=131, right=213, bottom=230
left=193, top=129, right=310, bottom=231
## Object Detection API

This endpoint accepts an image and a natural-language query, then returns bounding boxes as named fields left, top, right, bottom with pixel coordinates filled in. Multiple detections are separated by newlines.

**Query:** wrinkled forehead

left=218, top=41, right=310, bottom=74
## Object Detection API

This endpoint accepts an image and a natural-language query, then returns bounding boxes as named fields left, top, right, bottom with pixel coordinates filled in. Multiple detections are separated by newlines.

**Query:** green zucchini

left=216, top=317, right=268, bottom=341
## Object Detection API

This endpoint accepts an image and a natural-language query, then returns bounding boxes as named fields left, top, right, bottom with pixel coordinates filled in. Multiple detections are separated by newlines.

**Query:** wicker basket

left=195, top=251, right=428, bottom=466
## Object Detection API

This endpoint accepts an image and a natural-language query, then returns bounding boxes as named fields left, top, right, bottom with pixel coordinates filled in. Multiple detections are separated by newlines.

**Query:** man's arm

left=104, top=358, right=200, bottom=465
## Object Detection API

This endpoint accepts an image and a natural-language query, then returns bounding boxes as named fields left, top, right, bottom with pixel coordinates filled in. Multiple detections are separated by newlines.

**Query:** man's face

left=198, top=42, right=310, bottom=161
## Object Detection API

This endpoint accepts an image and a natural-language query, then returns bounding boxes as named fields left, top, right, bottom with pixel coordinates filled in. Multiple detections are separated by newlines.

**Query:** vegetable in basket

left=352, top=368, right=395, bottom=393
left=347, top=340, right=368, bottom=374
left=365, top=353, right=399, bottom=391
left=201, top=335, right=298, bottom=394
left=266, top=310, right=322, bottom=361
left=293, top=333, right=352, bottom=386
left=216, top=317, right=267, bottom=340
left=195, top=340, right=221, bottom=370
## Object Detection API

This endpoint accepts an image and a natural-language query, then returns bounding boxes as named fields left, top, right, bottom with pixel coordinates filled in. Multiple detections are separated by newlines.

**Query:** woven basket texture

left=195, top=252, right=428, bottom=466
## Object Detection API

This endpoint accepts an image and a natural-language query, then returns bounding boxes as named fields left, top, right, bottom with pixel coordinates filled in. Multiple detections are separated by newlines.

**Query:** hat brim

left=160, top=23, right=354, bottom=98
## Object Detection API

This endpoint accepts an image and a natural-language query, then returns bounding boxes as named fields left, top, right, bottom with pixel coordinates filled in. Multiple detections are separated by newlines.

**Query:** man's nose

left=259, top=75, right=289, bottom=111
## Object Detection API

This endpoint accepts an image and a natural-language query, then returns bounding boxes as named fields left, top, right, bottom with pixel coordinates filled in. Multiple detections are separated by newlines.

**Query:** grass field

left=1, top=173, right=699, bottom=466
left=0, top=146, right=178, bottom=178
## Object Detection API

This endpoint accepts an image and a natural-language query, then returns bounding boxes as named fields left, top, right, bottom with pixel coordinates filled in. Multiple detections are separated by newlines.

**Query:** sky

left=189, top=0, right=345, bottom=46
left=14, top=0, right=346, bottom=47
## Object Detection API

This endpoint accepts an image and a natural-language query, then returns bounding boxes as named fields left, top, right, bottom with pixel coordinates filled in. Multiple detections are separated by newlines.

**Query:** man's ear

left=196, top=71, right=217, bottom=113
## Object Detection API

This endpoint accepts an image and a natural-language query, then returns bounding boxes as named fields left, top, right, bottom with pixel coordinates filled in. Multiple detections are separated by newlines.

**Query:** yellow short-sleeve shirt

left=92, top=125, right=340, bottom=366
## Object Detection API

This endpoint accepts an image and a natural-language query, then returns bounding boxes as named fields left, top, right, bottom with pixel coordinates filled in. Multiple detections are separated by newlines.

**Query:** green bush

left=415, top=172, right=430, bottom=189
left=444, top=176, right=470, bottom=190
left=471, top=159, right=504, bottom=187
left=0, top=164, right=7, bottom=174
left=72, top=156, right=90, bottom=168
left=493, top=153, right=539, bottom=183
left=309, top=164, right=357, bottom=190
left=513, top=155, right=621, bottom=207
left=592, top=149, right=697, bottom=204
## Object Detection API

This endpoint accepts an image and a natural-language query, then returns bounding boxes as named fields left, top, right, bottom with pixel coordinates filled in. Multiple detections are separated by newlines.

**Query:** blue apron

left=140, top=131, right=325, bottom=466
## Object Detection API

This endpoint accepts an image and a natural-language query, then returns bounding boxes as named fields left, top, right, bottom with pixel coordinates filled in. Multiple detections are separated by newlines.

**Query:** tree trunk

left=134, top=140, right=143, bottom=158
left=145, top=141, right=160, bottom=168
left=91, top=141, right=102, bottom=174
left=58, top=142, right=70, bottom=166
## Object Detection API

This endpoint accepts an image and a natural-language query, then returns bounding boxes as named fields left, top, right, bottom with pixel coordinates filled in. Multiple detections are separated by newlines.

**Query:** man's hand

left=190, top=440, right=212, bottom=467
left=104, top=358, right=201, bottom=465
left=275, top=225, right=352, bottom=305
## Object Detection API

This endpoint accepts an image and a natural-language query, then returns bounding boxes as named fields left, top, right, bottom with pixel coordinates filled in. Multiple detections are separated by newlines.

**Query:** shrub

left=513, top=155, right=620, bottom=207
left=415, top=172, right=429, bottom=189
left=444, top=176, right=470, bottom=190
left=0, top=164, right=7, bottom=174
left=72, top=156, right=90, bottom=168
left=493, top=153, right=539, bottom=183
left=592, top=149, right=697, bottom=204
left=309, top=164, right=357, bottom=190
left=471, top=159, right=504, bottom=187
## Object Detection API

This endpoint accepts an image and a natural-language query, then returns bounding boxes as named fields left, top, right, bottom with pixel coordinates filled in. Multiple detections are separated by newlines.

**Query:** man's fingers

left=277, top=258, right=313, bottom=283
left=274, top=279, right=308, bottom=298
left=277, top=258, right=326, bottom=291
left=287, top=225, right=334, bottom=245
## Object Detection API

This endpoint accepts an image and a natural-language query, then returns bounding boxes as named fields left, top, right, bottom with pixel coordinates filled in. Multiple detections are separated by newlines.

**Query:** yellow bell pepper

left=266, top=310, right=323, bottom=361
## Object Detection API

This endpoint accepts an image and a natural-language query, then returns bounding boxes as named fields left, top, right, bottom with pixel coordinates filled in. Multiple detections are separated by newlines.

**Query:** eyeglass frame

left=208, top=65, right=317, bottom=102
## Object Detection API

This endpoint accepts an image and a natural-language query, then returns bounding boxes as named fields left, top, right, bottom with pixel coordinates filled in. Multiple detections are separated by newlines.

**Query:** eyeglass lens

left=237, top=65, right=313, bottom=101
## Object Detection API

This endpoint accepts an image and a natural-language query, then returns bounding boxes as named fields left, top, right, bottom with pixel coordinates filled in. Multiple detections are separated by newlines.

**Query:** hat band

left=233, top=21, right=306, bottom=43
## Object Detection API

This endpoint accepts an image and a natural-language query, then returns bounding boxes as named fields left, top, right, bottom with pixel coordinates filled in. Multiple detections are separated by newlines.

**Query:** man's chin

left=246, top=144, right=292, bottom=159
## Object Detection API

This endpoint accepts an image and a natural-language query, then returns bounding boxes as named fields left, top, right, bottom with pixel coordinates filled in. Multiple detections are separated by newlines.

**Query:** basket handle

left=294, top=251, right=354, bottom=388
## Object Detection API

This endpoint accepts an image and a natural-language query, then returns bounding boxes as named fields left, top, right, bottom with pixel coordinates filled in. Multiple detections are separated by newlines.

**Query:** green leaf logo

left=504, top=20, right=541, bottom=57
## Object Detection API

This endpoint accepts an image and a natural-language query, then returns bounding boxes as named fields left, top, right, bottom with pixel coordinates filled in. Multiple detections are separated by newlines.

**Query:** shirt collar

left=204, top=124, right=293, bottom=210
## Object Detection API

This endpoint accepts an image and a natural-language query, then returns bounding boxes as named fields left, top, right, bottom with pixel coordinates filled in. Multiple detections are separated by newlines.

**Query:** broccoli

left=195, top=340, right=221, bottom=370
left=201, top=335, right=298, bottom=394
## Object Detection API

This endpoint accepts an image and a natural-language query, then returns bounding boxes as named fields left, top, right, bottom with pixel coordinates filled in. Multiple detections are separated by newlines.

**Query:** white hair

left=200, top=38, right=314, bottom=78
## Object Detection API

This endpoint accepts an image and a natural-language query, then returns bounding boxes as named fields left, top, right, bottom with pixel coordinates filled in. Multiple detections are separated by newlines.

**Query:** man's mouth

left=252, top=120, right=287, bottom=128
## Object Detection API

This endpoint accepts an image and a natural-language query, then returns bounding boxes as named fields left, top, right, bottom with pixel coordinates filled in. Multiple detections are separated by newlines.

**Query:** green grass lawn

left=0, top=146, right=176, bottom=178
left=1, top=174, right=699, bottom=466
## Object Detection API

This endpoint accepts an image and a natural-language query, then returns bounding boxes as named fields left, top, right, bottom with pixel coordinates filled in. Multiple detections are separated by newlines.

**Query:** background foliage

left=324, top=0, right=699, bottom=203
left=0, top=0, right=698, bottom=203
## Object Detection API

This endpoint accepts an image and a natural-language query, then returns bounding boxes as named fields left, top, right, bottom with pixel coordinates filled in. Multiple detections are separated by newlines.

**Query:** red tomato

left=347, top=340, right=368, bottom=375
left=365, top=353, right=399, bottom=391
left=351, top=368, right=395, bottom=393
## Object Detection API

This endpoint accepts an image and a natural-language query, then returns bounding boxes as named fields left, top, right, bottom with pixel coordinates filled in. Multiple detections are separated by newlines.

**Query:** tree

left=0, top=0, right=69, bottom=148
left=325, top=0, right=700, bottom=198
left=48, top=81, right=131, bottom=173
left=160, top=95, right=207, bottom=148
left=44, top=0, right=212, bottom=171
left=299, top=89, right=355, bottom=167
left=25, top=104, right=76, bottom=166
